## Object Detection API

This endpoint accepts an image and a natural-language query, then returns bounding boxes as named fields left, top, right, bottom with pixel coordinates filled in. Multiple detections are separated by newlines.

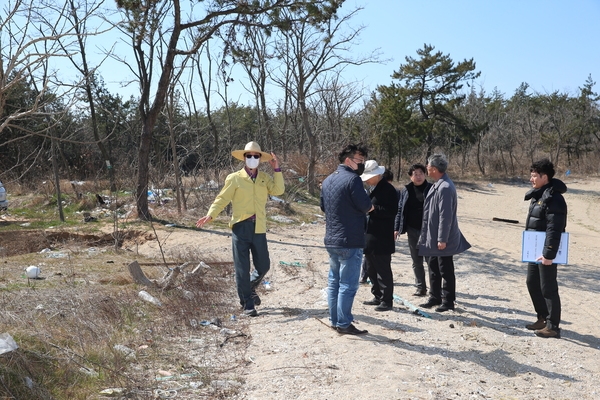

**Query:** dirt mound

left=0, top=230, right=154, bottom=257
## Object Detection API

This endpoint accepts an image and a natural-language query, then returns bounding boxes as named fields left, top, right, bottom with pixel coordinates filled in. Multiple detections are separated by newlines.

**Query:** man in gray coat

left=418, top=154, right=471, bottom=312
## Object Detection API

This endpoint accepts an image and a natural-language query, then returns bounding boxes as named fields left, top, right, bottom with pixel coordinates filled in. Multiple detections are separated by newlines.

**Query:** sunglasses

left=245, top=154, right=261, bottom=159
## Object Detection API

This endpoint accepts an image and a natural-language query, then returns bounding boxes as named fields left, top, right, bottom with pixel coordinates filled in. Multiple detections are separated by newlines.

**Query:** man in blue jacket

left=320, top=144, right=373, bottom=335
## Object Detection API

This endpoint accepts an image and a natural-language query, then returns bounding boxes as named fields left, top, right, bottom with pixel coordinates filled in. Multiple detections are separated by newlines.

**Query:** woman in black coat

left=361, top=160, right=399, bottom=311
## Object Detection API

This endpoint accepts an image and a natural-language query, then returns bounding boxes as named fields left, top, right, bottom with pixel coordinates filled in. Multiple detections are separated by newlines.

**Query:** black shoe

left=243, top=308, right=258, bottom=317
left=419, top=298, right=442, bottom=309
left=251, top=288, right=261, bottom=306
left=363, top=297, right=381, bottom=306
left=336, top=324, right=368, bottom=335
left=374, top=302, right=392, bottom=312
left=359, top=279, right=369, bottom=285
left=413, top=289, right=427, bottom=297
left=435, top=303, right=454, bottom=312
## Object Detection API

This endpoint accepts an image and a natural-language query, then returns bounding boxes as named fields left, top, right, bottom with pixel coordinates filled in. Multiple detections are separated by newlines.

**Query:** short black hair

left=530, top=158, right=555, bottom=179
left=338, top=143, right=368, bottom=163
left=382, top=168, right=393, bottom=182
left=407, top=163, right=427, bottom=177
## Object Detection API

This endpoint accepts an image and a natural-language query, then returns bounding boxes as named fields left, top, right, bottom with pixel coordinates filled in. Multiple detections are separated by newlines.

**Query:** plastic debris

left=279, top=261, right=307, bottom=267
left=113, top=344, right=135, bottom=359
left=25, top=266, right=41, bottom=279
left=138, top=290, right=162, bottom=306
left=0, top=333, right=19, bottom=355
left=99, top=388, right=126, bottom=396
left=393, top=294, right=431, bottom=318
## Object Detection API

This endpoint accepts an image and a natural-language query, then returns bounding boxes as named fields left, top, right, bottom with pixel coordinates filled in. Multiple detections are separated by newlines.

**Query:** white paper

left=521, top=231, right=569, bottom=264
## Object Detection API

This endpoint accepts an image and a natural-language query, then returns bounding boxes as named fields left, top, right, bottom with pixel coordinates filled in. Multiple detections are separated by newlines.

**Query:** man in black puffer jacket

left=524, top=158, right=567, bottom=339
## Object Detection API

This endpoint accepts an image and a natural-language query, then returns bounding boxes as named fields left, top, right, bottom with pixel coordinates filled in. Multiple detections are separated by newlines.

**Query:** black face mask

left=354, top=163, right=365, bottom=176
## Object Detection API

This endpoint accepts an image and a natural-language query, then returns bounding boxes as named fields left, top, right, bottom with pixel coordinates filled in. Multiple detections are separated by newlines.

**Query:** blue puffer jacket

left=320, top=164, right=373, bottom=248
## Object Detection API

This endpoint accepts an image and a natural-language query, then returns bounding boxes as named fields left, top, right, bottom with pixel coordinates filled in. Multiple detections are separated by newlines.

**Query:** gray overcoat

left=417, top=173, right=471, bottom=257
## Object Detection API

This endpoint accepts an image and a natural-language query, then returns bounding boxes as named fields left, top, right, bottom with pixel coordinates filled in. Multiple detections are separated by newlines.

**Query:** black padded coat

left=524, top=178, right=568, bottom=260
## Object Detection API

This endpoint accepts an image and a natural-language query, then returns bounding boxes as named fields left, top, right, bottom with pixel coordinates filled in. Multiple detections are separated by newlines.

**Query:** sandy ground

left=138, top=176, right=600, bottom=399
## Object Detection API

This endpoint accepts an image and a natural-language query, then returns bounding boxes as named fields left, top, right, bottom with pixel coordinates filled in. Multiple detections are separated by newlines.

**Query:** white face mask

left=245, top=157, right=260, bottom=169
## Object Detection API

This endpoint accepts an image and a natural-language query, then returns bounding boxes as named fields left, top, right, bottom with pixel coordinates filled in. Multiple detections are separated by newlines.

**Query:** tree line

left=1, top=0, right=599, bottom=220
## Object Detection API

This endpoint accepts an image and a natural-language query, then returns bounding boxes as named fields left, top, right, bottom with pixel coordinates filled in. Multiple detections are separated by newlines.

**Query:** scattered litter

left=165, top=223, right=176, bottom=227
left=321, top=287, right=328, bottom=301
left=99, top=388, right=126, bottom=396
left=155, top=372, right=199, bottom=382
left=393, top=294, right=431, bottom=318
left=0, top=333, right=19, bottom=355
left=199, top=320, right=211, bottom=326
left=263, top=280, right=272, bottom=290
left=39, top=249, right=68, bottom=258
left=211, top=380, right=242, bottom=389
left=220, top=328, right=237, bottom=335
left=154, top=389, right=177, bottom=399
left=270, top=196, right=285, bottom=203
left=25, top=266, right=41, bottom=279
left=24, top=377, right=33, bottom=389
left=138, top=290, right=162, bottom=306
left=279, top=261, right=307, bottom=267
left=270, top=215, right=294, bottom=223
left=113, top=344, right=135, bottom=359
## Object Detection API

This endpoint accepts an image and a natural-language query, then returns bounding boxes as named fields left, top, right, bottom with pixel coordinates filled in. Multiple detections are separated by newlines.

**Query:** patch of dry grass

left=0, top=230, right=249, bottom=399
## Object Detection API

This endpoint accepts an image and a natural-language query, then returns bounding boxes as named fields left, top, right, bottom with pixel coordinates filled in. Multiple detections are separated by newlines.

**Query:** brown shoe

left=525, top=319, right=546, bottom=330
left=534, top=326, right=560, bottom=339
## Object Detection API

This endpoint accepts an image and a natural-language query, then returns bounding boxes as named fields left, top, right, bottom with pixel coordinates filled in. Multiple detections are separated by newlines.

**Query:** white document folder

left=521, top=231, right=569, bottom=264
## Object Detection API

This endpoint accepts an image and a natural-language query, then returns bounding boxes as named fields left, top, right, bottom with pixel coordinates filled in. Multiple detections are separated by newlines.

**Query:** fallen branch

left=492, top=217, right=520, bottom=224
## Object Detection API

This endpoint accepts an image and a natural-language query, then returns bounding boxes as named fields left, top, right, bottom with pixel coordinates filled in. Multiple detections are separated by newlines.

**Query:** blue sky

left=345, top=0, right=600, bottom=97
left=87, top=0, right=600, bottom=103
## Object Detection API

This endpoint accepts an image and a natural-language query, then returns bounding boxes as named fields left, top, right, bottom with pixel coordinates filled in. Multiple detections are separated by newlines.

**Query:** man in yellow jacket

left=196, top=142, right=284, bottom=316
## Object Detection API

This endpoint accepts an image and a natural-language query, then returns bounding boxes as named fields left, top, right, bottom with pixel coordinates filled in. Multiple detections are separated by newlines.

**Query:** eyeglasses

left=245, top=154, right=261, bottom=159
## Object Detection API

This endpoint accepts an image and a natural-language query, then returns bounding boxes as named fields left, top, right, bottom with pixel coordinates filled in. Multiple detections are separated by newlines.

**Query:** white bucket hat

left=231, top=141, right=273, bottom=162
left=360, top=160, right=385, bottom=181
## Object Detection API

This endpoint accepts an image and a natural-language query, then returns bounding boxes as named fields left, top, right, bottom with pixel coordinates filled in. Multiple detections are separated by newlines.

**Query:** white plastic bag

left=0, top=333, right=18, bottom=355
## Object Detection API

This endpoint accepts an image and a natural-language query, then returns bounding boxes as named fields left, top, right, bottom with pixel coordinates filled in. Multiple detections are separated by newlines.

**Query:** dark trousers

left=365, top=253, right=394, bottom=305
left=428, top=255, right=455, bottom=305
left=407, top=226, right=427, bottom=291
left=360, top=257, right=368, bottom=282
left=526, top=262, right=561, bottom=327
left=232, top=219, right=270, bottom=310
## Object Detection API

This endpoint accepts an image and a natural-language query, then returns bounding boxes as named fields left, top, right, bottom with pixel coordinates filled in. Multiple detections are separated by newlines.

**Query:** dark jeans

left=407, top=226, right=427, bottom=291
left=428, top=255, right=455, bottom=305
left=365, top=253, right=394, bottom=305
left=232, top=219, right=270, bottom=310
left=526, top=262, right=561, bottom=327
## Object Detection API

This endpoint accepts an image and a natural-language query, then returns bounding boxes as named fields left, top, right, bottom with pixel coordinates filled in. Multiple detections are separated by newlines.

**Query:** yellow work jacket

left=207, top=168, right=285, bottom=233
